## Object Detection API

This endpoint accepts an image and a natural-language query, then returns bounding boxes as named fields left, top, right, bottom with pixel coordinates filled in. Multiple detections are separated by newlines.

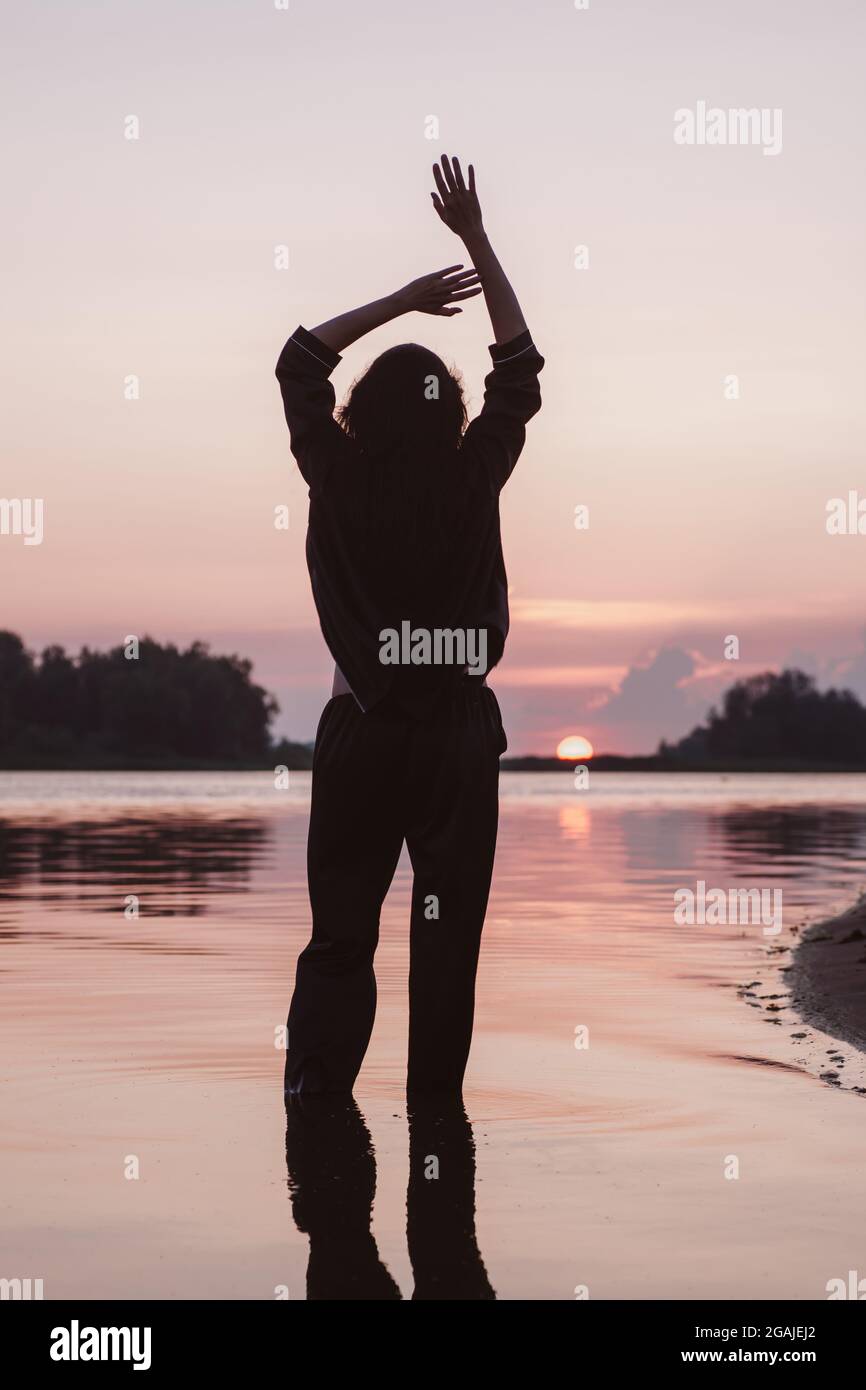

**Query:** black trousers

left=285, top=682, right=506, bottom=1095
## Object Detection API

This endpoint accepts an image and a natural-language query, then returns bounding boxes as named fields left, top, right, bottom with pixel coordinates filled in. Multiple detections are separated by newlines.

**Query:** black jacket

left=276, top=324, right=544, bottom=715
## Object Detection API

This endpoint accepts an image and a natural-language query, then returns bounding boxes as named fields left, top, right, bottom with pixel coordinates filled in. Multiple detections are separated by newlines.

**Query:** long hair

left=335, top=344, right=471, bottom=598
left=337, top=344, right=467, bottom=462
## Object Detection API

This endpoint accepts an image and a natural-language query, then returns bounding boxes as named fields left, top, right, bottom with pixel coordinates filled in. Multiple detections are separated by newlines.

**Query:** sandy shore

left=791, top=896, right=866, bottom=1053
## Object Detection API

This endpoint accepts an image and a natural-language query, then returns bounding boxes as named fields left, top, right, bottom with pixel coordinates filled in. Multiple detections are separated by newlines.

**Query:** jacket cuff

left=488, top=329, right=535, bottom=364
left=278, top=325, right=343, bottom=375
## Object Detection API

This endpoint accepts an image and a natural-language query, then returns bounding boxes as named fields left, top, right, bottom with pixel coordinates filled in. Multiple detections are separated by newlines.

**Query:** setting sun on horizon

left=555, top=735, right=594, bottom=761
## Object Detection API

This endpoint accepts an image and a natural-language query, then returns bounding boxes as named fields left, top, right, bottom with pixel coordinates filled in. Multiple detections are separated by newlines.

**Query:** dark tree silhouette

left=0, top=631, right=312, bottom=768
left=661, top=668, right=866, bottom=766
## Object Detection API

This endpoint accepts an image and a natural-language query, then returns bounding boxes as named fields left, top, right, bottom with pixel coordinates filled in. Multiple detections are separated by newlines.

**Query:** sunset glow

left=556, top=735, right=594, bottom=761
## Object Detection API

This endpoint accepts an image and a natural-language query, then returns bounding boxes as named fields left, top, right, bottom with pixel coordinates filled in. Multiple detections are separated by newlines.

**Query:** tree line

left=0, top=631, right=312, bottom=768
left=660, top=668, right=866, bottom=767
left=3, top=635, right=864, bottom=769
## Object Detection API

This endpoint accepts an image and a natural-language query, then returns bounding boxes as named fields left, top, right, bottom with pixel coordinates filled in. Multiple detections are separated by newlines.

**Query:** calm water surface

left=2, top=771, right=866, bottom=1299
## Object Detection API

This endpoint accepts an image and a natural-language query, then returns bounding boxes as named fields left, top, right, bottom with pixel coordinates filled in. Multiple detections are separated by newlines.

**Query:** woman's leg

left=285, top=697, right=405, bottom=1095
left=404, top=687, right=504, bottom=1094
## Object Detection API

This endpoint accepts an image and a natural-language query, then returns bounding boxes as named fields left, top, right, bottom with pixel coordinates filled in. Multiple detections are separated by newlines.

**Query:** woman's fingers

left=406, top=259, right=481, bottom=313
left=433, top=156, right=475, bottom=208
left=425, top=286, right=481, bottom=312
left=432, top=163, right=449, bottom=200
left=436, top=271, right=479, bottom=290
left=432, top=269, right=475, bottom=287
left=446, top=286, right=482, bottom=302
left=441, top=273, right=479, bottom=290
left=429, top=266, right=465, bottom=288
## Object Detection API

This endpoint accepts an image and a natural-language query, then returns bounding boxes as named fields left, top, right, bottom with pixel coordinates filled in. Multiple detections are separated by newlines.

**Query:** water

left=3, top=771, right=866, bottom=1300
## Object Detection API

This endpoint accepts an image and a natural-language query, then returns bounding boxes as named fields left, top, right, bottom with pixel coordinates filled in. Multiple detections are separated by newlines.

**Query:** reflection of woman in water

left=285, top=1095, right=495, bottom=1300
left=276, top=156, right=543, bottom=1096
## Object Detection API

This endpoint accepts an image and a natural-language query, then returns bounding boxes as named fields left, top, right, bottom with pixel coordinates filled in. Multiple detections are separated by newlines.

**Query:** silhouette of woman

left=276, top=156, right=543, bottom=1096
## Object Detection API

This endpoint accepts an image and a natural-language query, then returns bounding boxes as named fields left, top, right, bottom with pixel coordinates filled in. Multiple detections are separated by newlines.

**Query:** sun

left=556, top=734, right=594, bottom=761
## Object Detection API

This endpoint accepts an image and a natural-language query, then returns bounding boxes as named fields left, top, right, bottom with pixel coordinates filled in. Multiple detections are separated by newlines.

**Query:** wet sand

left=791, top=896, right=866, bottom=1057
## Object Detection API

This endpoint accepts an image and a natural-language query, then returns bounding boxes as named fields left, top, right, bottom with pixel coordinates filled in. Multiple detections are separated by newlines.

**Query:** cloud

left=588, top=646, right=706, bottom=749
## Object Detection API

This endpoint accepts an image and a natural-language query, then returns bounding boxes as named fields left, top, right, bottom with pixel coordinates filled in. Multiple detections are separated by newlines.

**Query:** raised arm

left=276, top=267, right=481, bottom=490
left=431, top=155, right=526, bottom=344
left=309, top=266, right=482, bottom=353
left=431, top=155, right=543, bottom=491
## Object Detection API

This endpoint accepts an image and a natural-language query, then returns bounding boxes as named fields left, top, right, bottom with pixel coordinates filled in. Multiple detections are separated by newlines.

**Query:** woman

left=276, top=156, right=543, bottom=1096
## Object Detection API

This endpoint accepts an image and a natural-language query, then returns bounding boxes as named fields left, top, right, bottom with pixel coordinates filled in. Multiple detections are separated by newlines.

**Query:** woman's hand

left=393, top=265, right=481, bottom=317
left=431, top=156, right=485, bottom=244
left=309, top=267, right=480, bottom=351
left=431, top=156, right=526, bottom=344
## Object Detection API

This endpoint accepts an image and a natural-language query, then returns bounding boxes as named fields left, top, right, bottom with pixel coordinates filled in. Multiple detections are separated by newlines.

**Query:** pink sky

left=4, top=0, right=866, bottom=753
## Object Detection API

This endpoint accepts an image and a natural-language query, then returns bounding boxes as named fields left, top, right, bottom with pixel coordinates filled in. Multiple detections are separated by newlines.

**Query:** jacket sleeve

left=459, top=329, right=544, bottom=493
left=275, top=324, right=353, bottom=491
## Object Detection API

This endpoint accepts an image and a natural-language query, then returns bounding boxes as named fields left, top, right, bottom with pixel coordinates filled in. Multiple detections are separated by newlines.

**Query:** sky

left=3, top=0, right=866, bottom=753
